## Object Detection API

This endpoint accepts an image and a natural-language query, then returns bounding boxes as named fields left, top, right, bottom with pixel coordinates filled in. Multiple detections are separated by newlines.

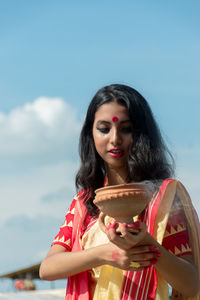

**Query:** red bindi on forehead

left=112, top=116, right=119, bottom=123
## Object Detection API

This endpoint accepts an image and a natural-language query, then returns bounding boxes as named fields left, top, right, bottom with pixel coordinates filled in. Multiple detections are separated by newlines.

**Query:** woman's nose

left=110, top=128, right=122, bottom=146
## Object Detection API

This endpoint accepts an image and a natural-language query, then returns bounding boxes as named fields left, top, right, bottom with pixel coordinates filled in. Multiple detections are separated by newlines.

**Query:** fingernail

left=154, top=252, right=161, bottom=258
left=126, top=221, right=140, bottom=229
left=149, top=246, right=159, bottom=251
left=106, top=221, right=117, bottom=231
left=133, top=221, right=141, bottom=229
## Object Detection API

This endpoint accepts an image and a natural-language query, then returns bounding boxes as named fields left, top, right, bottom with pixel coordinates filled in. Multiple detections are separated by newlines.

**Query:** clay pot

left=94, top=182, right=152, bottom=233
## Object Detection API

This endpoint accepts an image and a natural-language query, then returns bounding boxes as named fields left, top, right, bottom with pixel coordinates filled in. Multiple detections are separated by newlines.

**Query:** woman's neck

left=106, top=166, right=128, bottom=185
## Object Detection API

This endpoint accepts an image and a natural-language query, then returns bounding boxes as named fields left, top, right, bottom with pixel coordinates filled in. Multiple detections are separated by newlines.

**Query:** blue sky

left=0, top=0, right=199, bottom=291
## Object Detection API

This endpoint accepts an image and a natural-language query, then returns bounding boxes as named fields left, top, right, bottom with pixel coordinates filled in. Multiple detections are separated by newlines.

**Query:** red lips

left=108, top=148, right=124, bottom=158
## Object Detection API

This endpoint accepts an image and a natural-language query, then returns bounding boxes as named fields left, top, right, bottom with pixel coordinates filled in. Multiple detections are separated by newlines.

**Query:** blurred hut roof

left=0, top=263, right=41, bottom=279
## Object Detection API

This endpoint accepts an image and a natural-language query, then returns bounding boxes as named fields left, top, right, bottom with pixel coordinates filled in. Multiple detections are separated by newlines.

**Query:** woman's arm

left=40, top=223, right=199, bottom=297
left=39, top=234, right=160, bottom=281
left=39, top=244, right=105, bottom=281
left=155, top=246, right=199, bottom=298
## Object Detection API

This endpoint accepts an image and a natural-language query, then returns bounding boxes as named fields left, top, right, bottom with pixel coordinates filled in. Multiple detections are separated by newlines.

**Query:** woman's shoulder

left=158, top=178, right=193, bottom=207
left=160, top=178, right=189, bottom=190
left=153, top=178, right=188, bottom=199
left=158, top=178, right=185, bottom=188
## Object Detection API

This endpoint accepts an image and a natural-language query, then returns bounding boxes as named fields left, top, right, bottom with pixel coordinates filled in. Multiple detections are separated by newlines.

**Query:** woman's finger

left=119, top=222, right=147, bottom=246
left=106, top=227, right=131, bottom=249
left=129, top=245, right=160, bottom=255
left=130, top=250, right=161, bottom=262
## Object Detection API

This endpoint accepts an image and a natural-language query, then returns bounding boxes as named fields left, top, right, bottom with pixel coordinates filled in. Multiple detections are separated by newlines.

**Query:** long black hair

left=76, top=84, right=175, bottom=216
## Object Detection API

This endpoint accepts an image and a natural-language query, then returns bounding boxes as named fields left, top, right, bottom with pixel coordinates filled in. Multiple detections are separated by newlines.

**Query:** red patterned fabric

left=52, top=198, right=76, bottom=251
left=162, top=202, right=192, bottom=257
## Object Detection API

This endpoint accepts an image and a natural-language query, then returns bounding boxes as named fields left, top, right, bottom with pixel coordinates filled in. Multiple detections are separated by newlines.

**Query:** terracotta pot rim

left=95, top=182, right=149, bottom=193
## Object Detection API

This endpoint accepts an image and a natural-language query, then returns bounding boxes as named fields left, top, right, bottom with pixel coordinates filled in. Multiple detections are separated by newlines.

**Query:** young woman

left=40, top=84, right=200, bottom=300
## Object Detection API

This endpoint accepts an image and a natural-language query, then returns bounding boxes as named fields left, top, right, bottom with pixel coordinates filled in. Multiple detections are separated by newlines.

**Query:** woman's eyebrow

left=120, top=120, right=131, bottom=124
left=96, top=120, right=110, bottom=126
left=96, top=119, right=131, bottom=126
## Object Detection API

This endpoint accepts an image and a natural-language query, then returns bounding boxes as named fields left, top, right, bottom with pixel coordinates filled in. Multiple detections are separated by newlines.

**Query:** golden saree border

left=93, top=265, right=124, bottom=300
left=82, top=216, right=124, bottom=300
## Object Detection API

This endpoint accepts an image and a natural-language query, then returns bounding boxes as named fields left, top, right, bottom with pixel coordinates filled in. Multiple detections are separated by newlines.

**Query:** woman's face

left=92, top=101, right=133, bottom=170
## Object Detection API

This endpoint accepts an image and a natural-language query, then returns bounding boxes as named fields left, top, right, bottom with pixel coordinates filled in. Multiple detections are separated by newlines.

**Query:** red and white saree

left=52, top=179, right=200, bottom=300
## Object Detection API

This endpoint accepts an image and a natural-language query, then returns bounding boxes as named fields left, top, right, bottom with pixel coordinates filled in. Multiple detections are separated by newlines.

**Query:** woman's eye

left=121, top=126, right=132, bottom=133
left=96, top=127, right=110, bottom=133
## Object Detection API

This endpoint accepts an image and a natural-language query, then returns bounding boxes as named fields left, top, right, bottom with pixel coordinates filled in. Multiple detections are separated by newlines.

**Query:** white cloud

left=0, top=161, right=78, bottom=225
left=0, top=97, right=81, bottom=223
left=0, top=97, right=82, bottom=163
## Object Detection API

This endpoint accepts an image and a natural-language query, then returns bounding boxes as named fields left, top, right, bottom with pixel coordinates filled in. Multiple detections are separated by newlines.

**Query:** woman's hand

left=104, top=221, right=161, bottom=271
left=106, top=221, right=150, bottom=249
left=104, top=242, right=160, bottom=271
